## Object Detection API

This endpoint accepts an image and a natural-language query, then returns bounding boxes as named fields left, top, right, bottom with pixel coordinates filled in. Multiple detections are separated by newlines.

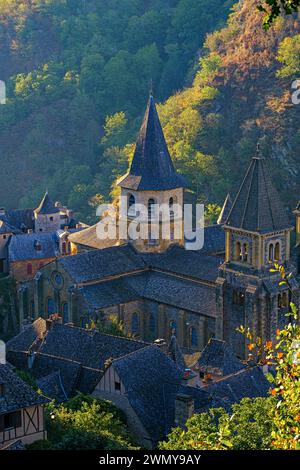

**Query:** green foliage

left=46, top=394, right=137, bottom=450
left=88, top=314, right=129, bottom=339
left=0, top=0, right=231, bottom=216
left=257, top=1, right=300, bottom=29
left=277, top=34, right=300, bottom=77
left=26, top=439, right=53, bottom=450
left=159, top=398, right=274, bottom=450
left=205, top=203, right=222, bottom=225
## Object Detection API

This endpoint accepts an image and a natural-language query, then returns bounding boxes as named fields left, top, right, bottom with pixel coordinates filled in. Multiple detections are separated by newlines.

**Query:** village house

left=0, top=343, right=48, bottom=450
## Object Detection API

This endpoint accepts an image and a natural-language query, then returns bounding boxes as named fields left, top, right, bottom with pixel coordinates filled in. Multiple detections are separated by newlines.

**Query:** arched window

left=62, top=241, right=66, bottom=255
left=242, top=243, right=248, bottom=262
left=62, top=303, right=69, bottom=323
left=235, top=242, right=242, bottom=261
left=274, top=242, right=280, bottom=261
left=47, top=298, right=55, bottom=315
left=269, top=243, right=274, bottom=262
left=27, top=263, right=33, bottom=275
left=129, top=194, right=135, bottom=208
left=132, top=313, right=139, bottom=334
left=148, top=198, right=155, bottom=220
left=190, top=327, right=198, bottom=348
left=169, top=197, right=174, bottom=207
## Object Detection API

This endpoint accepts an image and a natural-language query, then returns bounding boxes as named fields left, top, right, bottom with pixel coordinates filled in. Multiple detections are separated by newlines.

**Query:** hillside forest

left=0, top=0, right=300, bottom=223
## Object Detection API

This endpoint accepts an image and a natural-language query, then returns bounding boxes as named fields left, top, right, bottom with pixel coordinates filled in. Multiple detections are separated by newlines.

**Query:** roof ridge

left=112, top=344, right=158, bottom=364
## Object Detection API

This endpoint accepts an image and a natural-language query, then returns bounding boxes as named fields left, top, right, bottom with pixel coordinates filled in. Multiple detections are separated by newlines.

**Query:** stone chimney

left=175, top=393, right=194, bottom=428
left=0, top=340, right=6, bottom=365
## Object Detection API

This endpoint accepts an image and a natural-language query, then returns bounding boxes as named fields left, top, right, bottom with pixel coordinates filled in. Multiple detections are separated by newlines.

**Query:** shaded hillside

left=0, top=0, right=231, bottom=221
left=153, top=0, right=300, bottom=210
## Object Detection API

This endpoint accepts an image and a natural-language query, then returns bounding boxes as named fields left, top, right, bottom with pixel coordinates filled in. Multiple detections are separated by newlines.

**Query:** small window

left=235, top=241, right=242, bottom=261
left=128, top=194, right=135, bottom=208
left=27, top=263, right=33, bottom=275
left=114, top=381, right=121, bottom=392
left=242, top=243, right=248, bottom=262
left=62, top=241, right=66, bottom=254
left=50, top=216, right=54, bottom=222
left=3, top=235, right=6, bottom=240
left=3, top=411, right=21, bottom=430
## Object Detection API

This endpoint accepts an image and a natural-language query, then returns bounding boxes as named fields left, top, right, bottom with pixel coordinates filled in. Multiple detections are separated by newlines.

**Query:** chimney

left=175, top=393, right=194, bottom=428
left=0, top=340, right=6, bottom=365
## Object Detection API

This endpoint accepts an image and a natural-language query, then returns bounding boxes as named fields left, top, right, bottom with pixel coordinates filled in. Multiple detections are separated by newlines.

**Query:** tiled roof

left=58, top=243, right=147, bottom=284
left=217, top=194, right=232, bottom=225
left=0, top=220, right=21, bottom=234
left=202, top=225, right=225, bottom=254
left=198, top=338, right=245, bottom=375
left=34, top=192, right=59, bottom=215
left=38, top=323, right=148, bottom=371
left=113, top=345, right=182, bottom=442
left=118, top=96, right=186, bottom=191
left=6, top=318, right=46, bottom=352
left=202, top=366, right=270, bottom=411
left=0, top=363, right=48, bottom=414
left=81, top=278, right=139, bottom=310
left=226, top=151, right=290, bottom=233
left=37, top=370, right=69, bottom=403
left=0, top=209, right=34, bottom=231
left=8, top=232, right=59, bottom=262
left=142, top=244, right=222, bottom=283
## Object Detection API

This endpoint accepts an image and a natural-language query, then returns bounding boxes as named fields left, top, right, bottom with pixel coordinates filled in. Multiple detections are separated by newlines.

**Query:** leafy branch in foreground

left=258, top=0, right=300, bottom=29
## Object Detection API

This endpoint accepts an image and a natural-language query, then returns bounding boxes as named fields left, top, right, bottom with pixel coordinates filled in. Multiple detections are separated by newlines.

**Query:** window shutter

left=12, top=411, right=21, bottom=428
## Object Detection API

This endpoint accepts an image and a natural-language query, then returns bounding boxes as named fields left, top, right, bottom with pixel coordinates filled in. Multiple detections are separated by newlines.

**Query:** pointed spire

left=225, top=146, right=290, bottom=233
left=118, top=96, right=186, bottom=191
left=217, top=193, right=232, bottom=225
left=35, top=191, right=59, bottom=215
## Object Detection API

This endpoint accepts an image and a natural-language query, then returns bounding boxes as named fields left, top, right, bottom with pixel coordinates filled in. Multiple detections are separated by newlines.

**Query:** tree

left=258, top=1, right=300, bottom=28
left=159, top=398, right=274, bottom=450
left=46, top=394, right=137, bottom=450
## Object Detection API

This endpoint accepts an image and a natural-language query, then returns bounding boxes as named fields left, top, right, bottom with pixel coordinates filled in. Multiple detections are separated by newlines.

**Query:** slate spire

left=35, top=191, right=59, bottom=215
left=118, top=95, right=186, bottom=191
left=225, top=145, right=290, bottom=233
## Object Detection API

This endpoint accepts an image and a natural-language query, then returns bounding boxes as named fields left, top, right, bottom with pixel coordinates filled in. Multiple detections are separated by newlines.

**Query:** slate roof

left=81, top=278, right=139, bottom=310
left=130, top=272, right=216, bottom=317
left=58, top=243, right=147, bottom=284
left=217, top=194, right=232, bottom=225
left=34, top=192, right=59, bottom=215
left=37, top=370, right=69, bottom=403
left=38, top=323, right=148, bottom=371
left=198, top=338, right=245, bottom=375
left=202, top=366, right=270, bottom=411
left=68, top=223, right=121, bottom=250
left=226, top=151, right=290, bottom=233
left=112, top=345, right=182, bottom=442
left=142, top=244, right=222, bottom=283
left=0, top=209, right=34, bottom=232
left=202, top=225, right=225, bottom=254
left=118, top=96, right=186, bottom=191
left=8, top=232, right=59, bottom=262
left=0, top=363, right=48, bottom=414
left=6, top=318, right=46, bottom=352
left=0, top=220, right=21, bottom=235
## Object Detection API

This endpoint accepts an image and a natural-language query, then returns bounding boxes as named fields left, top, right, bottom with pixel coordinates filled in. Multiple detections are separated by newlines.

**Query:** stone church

left=19, top=96, right=300, bottom=358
